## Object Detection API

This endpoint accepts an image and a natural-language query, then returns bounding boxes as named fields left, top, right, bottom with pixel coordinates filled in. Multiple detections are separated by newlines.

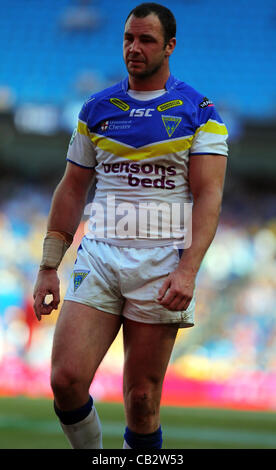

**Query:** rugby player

left=33, top=2, right=228, bottom=449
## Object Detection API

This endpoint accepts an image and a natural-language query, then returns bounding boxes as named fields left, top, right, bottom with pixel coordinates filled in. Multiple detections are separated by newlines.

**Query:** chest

left=88, top=99, right=196, bottom=148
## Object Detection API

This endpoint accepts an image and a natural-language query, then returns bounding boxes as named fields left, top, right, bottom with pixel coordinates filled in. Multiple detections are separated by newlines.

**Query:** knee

left=50, top=366, right=84, bottom=397
left=124, top=383, right=160, bottom=419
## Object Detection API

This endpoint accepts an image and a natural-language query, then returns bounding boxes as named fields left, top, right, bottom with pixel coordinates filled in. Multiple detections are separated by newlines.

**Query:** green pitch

left=0, top=396, right=275, bottom=449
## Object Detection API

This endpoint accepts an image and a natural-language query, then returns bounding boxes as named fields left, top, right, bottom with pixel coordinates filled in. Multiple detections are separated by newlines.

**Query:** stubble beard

left=127, top=57, right=165, bottom=80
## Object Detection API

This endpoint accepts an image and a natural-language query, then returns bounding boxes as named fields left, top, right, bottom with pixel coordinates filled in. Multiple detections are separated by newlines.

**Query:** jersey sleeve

left=66, top=101, right=97, bottom=168
left=190, top=99, right=228, bottom=156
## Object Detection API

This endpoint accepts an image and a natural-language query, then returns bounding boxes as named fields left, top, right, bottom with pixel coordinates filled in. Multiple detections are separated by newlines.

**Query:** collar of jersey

left=121, top=74, right=178, bottom=102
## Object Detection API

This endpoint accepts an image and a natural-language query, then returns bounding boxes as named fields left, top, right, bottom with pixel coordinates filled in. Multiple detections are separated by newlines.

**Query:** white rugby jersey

left=67, top=75, right=228, bottom=247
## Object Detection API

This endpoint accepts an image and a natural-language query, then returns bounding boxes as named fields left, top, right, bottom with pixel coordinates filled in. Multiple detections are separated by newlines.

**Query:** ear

left=165, top=37, right=176, bottom=57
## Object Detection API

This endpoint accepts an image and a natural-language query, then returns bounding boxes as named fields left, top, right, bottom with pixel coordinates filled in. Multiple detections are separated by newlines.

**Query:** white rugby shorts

left=64, top=237, right=195, bottom=328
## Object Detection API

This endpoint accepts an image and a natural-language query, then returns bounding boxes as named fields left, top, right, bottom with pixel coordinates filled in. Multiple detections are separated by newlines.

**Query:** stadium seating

left=0, top=1, right=276, bottom=410
left=0, top=0, right=275, bottom=118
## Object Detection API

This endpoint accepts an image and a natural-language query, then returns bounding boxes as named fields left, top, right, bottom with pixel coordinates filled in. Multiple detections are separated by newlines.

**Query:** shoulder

left=173, top=77, right=211, bottom=109
left=79, top=80, right=124, bottom=120
left=173, top=77, right=225, bottom=129
left=87, top=80, right=123, bottom=104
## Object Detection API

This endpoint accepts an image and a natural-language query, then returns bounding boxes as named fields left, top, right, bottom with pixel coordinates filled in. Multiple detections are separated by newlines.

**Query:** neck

left=128, top=68, right=170, bottom=91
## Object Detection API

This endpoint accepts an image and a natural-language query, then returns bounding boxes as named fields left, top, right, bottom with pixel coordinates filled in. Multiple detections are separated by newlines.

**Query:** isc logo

left=129, top=108, right=155, bottom=117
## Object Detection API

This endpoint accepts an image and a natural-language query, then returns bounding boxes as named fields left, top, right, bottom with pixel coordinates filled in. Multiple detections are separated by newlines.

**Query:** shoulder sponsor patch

left=110, top=98, right=130, bottom=111
left=161, top=115, right=182, bottom=137
left=199, top=97, right=214, bottom=108
left=157, top=100, right=183, bottom=112
left=73, top=270, right=90, bottom=291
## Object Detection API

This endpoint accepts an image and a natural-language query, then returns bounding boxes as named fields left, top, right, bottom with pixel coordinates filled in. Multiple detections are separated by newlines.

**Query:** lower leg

left=53, top=394, right=103, bottom=449
left=122, top=319, right=179, bottom=449
left=51, top=374, right=103, bottom=449
left=50, top=302, right=122, bottom=449
left=123, top=386, right=163, bottom=449
left=124, top=386, right=161, bottom=434
left=123, top=426, right=163, bottom=449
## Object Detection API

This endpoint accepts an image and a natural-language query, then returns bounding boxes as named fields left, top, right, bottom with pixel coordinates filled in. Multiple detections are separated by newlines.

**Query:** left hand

left=157, top=268, right=195, bottom=311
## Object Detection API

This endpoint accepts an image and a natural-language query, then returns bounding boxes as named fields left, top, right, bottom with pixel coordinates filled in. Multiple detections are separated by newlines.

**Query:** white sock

left=60, top=406, right=103, bottom=449
left=123, top=440, right=132, bottom=449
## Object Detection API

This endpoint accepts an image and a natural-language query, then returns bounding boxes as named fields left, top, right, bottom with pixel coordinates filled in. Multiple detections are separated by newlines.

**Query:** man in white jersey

left=33, top=2, right=228, bottom=449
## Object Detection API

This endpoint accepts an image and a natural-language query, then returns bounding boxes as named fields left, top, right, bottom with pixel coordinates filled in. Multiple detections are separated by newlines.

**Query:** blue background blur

left=0, top=0, right=275, bottom=409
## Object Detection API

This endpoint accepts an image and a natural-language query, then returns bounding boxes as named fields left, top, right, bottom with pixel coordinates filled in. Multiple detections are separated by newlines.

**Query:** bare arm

left=158, top=154, right=227, bottom=311
left=33, top=162, right=95, bottom=320
left=47, top=162, right=95, bottom=234
left=178, top=154, right=227, bottom=274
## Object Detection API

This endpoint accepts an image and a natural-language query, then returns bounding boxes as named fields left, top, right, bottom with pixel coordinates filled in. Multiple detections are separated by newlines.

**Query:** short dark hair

left=125, top=3, right=176, bottom=45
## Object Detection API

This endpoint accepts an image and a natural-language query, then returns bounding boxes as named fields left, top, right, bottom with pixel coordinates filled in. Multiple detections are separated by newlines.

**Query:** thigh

left=121, top=246, right=195, bottom=328
left=64, top=238, right=125, bottom=315
left=51, top=300, right=122, bottom=383
left=122, top=318, right=179, bottom=390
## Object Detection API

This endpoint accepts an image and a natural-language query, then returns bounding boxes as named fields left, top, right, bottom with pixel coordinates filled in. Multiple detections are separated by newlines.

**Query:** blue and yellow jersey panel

left=66, top=75, right=228, bottom=245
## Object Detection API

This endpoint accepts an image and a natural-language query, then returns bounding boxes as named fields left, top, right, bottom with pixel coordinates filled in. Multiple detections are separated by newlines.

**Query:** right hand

left=33, top=269, right=60, bottom=321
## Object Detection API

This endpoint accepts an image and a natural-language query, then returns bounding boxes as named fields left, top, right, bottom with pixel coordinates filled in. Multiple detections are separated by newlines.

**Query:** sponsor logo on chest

left=129, top=108, right=155, bottom=117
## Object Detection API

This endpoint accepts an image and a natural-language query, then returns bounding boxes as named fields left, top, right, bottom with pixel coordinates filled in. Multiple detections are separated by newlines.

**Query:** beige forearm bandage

left=39, top=230, right=74, bottom=271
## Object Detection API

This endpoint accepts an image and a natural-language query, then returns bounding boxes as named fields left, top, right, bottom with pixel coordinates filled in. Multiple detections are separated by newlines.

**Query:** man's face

left=123, top=13, right=170, bottom=80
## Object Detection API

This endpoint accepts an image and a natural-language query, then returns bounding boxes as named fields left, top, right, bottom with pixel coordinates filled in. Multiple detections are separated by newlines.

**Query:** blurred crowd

left=173, top=189, right=276, bottom=377
left=0, top=183, right=275, bottom=403
left=0, top=0, right=275, bottom=408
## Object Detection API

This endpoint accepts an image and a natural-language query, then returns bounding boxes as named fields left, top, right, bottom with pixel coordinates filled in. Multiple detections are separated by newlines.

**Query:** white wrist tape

left=40, top=236, right=72, bottom=270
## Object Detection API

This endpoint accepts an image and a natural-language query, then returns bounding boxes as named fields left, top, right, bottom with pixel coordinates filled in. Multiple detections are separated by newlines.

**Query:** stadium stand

left=0, top=0, right=275, bottom=410
left=0, top=0, right=275, bottom=118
